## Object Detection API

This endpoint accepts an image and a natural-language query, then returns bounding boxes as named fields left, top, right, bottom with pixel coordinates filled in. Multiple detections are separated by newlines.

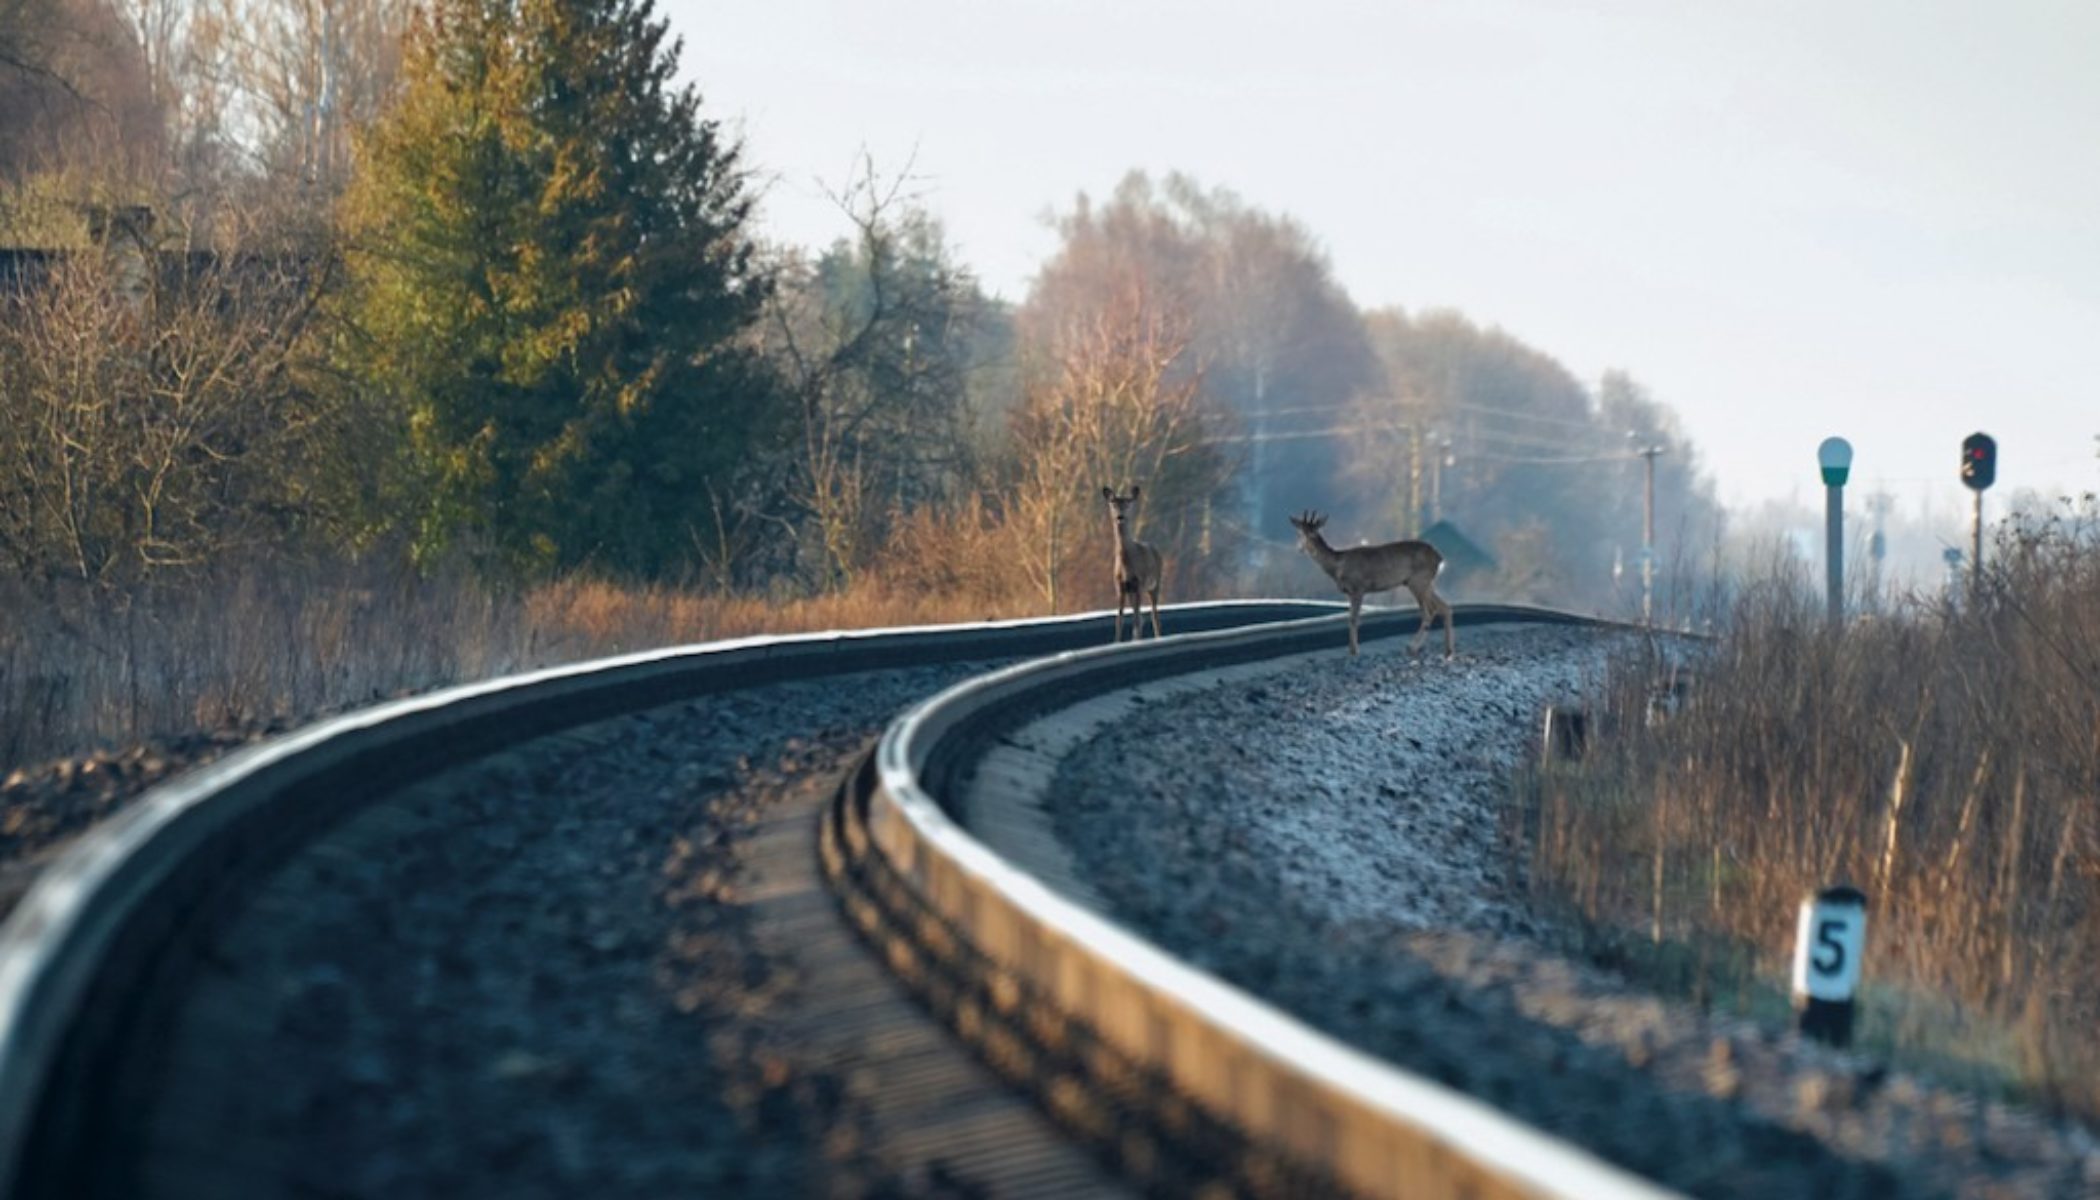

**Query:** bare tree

left=1004, top=272, right=1231, bottom=609
left=1, top=0, right=68, bottom=84
left=759, top=162, right=984, bottom=589
left=0, top=0, right=164, bottom=180
left=0, top=203, right=353, bottom=581
left=45, top=0, right=410, bottom=206
left=204, top=0, right=408, bottom=191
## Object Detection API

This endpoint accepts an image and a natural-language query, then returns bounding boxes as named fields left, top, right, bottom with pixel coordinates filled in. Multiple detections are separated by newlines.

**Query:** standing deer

left=1288, top=511, right=1455, bottom=658
left=1102, top=485, right=1164, bottom=642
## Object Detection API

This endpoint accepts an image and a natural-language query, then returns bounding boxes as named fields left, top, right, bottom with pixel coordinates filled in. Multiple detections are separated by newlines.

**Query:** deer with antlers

left=1288, top=511, right=1455, bottom=658
left=1102, top=486, right=1164, bottom=642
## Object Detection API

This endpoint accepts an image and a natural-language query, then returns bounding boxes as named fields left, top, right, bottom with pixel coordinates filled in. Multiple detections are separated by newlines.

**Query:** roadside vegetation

left=1519, top=500, right=2100, bottom=1121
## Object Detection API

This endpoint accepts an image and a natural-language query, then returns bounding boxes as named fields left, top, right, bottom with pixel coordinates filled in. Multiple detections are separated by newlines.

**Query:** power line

left=1447, top=399, right=1612, bottom=435
left=1202, top=420, right=1643, bottom=463
left=1202, top=421, right=1400, bottom=446
left=1462, top=424, right=1635, bottom=455
left=1469, top=449, right=1643, bottom=466
left=1235, top=411, right=1631, bottom=457
left=1240, top=396, right=1632, bottom=439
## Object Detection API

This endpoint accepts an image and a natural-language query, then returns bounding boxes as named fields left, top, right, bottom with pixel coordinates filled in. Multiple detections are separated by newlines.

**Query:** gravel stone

left=114, top=660, right=1010, bottom=1199
left=1047, top=623, right=2100, bottom=1199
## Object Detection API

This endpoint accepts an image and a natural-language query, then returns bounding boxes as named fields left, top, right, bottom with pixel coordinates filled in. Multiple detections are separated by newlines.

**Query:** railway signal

left=1960, top=432, right=1996, bottom=491
left=1960, top=432, right=1995, bottom=592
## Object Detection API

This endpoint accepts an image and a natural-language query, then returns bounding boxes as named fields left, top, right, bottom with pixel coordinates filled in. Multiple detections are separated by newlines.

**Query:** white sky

left=673, top=0, right=2100, bottom=520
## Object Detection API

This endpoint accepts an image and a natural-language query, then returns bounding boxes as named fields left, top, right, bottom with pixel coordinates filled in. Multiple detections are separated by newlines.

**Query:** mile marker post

left=1792, top=885, right=1867, bottom=1047
left=1817, top=437, right=1852, bottom=626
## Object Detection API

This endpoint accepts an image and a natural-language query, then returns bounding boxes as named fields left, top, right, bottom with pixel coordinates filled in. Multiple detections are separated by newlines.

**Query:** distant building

left=1418, top=519, right=1495, bottom=587
left=1, top=205, right=298, bottom=308
left=83, top=204, right=156, bottom=245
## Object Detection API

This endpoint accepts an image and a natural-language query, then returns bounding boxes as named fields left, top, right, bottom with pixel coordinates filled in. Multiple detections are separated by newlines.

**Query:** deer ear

left=1129, top=485, right=1141, bottom=501
left=1100, top=485, right=1112, bottom=499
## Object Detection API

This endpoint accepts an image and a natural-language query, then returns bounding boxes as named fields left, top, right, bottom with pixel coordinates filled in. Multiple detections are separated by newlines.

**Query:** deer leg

left=1347, top=593, right=1362, bottom=657
left=1112, top=586, right=1126, bottom=643
left=1406, top=584, right=1432, bottom=654
left=1148, top=586, right=1162, bottom=639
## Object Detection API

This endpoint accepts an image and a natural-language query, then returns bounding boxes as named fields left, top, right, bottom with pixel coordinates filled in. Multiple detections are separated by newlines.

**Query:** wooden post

left=1541, top=705, right=1588, bottom=763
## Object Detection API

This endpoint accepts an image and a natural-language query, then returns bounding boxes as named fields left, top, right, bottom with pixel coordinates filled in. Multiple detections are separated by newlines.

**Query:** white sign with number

left=1792, top=894, right=1866, bottom=1001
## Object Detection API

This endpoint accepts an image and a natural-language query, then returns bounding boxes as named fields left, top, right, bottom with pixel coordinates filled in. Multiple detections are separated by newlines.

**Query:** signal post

left=1817, top=437, right=1852, bottom=625
left=1961, top=432, right=1996, bottom=593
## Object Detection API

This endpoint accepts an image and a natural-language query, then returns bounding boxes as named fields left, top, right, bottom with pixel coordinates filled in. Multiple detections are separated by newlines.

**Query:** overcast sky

left=673, top=0, right=2099, bottom=523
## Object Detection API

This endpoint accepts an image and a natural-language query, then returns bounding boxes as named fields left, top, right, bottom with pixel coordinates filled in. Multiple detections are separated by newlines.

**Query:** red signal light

left=1960, top=432, right=1996, bottom=491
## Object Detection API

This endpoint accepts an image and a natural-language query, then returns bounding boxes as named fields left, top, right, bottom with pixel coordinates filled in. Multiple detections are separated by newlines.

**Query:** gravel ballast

left=107, top=660, right=1021, bottom=1198
left=1046, top=622, right=2100, bottom=1199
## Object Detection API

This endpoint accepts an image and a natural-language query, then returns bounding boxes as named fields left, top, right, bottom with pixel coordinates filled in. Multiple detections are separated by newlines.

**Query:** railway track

left=0, top=600, right=1664, bottom=1198
left=830, top=605, right=1670, bottom=1200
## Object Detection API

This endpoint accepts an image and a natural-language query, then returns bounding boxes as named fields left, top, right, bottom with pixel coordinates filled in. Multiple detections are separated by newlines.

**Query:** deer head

left=1288, top=509, right=1328, bottom=550
left=1101, top=485, right=1142, bottom=534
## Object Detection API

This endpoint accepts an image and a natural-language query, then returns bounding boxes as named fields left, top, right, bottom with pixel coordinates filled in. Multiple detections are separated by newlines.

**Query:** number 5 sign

left=1792, top=885, right=1867, bottom=1046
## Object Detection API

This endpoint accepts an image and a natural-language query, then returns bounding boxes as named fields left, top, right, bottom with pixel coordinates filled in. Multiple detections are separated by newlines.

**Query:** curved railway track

left=830, top=605, right=1670, bottom=1200
left=0, top=601, right=1660, bottom=1198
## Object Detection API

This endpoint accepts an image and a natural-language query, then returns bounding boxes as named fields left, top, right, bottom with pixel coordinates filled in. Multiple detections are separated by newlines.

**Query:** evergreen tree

left=340, top=0, right=779, bottom=576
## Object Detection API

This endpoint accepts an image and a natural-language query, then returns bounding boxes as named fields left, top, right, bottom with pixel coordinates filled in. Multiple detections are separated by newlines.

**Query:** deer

left=1288, top=510, right=1455, bottom=658
left=1102, top=485, right=1164, bottom=642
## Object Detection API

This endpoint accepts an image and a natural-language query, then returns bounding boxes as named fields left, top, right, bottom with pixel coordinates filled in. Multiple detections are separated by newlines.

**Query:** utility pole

left=1407, top=421, right=1424, bottom=532
left=1866, top=491, right=1892, bottom=613
left=1633, top=438, right=1666, bottom=625
left=1248, top=365, right=1269, bottom=556
left=1427, top=432, right=1453, bottom=524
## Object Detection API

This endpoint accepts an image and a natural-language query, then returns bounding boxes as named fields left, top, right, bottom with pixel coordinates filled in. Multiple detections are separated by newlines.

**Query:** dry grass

left=1518, top=501, right=2100, bottom=1118
left=0, top=558, right=1102, bottom=778
left=0, top=477, right=1321, bottom=778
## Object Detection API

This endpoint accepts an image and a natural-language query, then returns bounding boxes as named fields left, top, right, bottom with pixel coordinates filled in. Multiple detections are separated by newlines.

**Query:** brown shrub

left=1521, top=499, right=2100, bottom=1116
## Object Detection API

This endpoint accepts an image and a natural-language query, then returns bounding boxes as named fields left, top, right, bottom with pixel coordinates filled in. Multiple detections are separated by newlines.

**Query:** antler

left=1292, top=509, right=1327, bottom=529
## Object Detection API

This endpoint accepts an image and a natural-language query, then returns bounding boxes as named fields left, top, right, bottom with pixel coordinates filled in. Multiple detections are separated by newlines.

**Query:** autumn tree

left=1004, top=273, right=1234, bottom=609
left=1022, top=172, right=1377, bottom=574
left=339, top=0, right=781, bottom=578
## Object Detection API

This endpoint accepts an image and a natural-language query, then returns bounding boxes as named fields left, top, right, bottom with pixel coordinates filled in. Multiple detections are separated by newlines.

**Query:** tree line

left=1, top=0, right=1720, bottom=613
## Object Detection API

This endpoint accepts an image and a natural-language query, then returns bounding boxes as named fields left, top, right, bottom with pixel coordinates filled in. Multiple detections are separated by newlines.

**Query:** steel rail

left=0, top=600, right=1340, bottom=1196
left=844, top=603, right=1685, bottom=1200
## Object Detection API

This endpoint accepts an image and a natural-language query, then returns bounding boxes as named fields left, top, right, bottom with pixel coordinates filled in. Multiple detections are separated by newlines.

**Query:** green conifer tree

left=341, top=0, right=778, bottom=576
